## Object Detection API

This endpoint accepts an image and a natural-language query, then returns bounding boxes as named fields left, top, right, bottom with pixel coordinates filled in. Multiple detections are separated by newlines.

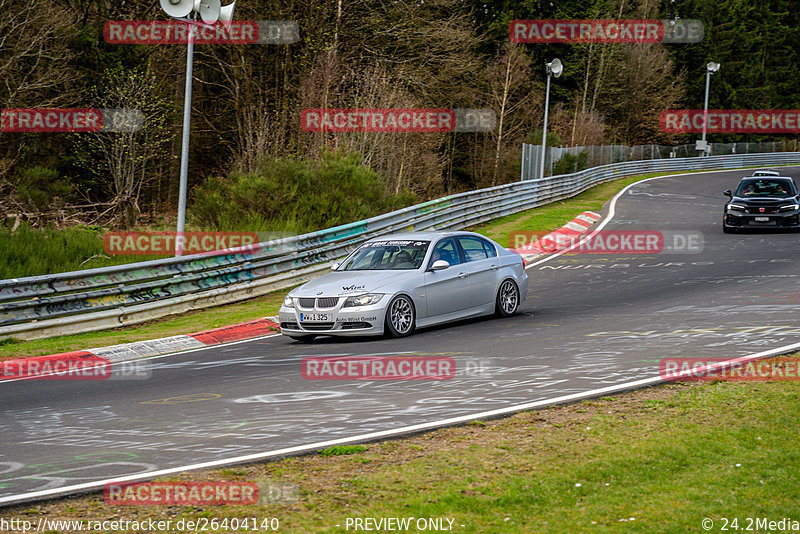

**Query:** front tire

left=384, top=294, right=415, bottom=337
left=495, top=279, right=520, bottom=317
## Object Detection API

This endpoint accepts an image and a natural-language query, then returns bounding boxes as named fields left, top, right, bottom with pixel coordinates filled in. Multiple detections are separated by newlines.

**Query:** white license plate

left=300, top=312, right=329, bottom=322
left=755, top=216, right=770, bottom=222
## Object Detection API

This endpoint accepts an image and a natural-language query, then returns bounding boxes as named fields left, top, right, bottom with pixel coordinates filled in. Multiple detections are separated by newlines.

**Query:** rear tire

left=495, top=279, right=520, bottom=317
left=384, top=294, right=415, bottom=337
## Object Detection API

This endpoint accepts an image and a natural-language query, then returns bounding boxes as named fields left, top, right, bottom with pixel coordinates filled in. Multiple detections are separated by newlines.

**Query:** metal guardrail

left=3, top=151, right=800, bottom=340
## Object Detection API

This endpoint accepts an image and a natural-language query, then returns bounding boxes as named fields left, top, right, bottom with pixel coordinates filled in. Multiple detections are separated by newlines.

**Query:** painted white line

left=526, top=170, right=695, bottom=269
left=5, top=336, right=800, bottom=506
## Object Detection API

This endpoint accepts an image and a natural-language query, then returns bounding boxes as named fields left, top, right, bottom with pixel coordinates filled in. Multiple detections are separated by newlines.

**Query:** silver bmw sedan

left=278, top=231, right=528, bottom=341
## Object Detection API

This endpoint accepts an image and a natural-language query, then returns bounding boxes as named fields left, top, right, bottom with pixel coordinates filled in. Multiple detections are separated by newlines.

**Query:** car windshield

left=340, top=240, right=430, bottom=270
left=735, top=178, right=795, bottom=198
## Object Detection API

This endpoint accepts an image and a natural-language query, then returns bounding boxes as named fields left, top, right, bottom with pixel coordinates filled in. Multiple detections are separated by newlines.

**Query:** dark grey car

left=723, top=176, right=800, bottom=232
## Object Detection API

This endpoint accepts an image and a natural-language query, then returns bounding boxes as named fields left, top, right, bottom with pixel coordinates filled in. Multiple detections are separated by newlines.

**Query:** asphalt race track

left=2, top=167, right=800, bottom=506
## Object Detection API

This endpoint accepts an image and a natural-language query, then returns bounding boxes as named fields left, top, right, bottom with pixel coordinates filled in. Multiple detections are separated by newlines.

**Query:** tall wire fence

left=521, top=140, right=800, bottom=180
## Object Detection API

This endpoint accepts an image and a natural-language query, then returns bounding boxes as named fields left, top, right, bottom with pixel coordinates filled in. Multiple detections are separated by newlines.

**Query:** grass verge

left=3, top=373, right=798, bottom=532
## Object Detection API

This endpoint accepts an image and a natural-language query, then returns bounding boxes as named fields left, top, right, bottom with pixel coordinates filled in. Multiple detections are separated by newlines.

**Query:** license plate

left=755, top=216, right=770, bottom=222
left=300, top=312, right=329, bottom=322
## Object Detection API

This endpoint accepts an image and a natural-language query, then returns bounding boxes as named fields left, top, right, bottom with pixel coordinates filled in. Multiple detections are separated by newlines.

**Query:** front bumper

left=278, top=300, right=387, bottom=337
left=724, top=211, right=800, bottom=228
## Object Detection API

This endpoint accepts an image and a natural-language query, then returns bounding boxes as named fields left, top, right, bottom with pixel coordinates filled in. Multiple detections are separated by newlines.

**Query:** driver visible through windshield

left=735, top=178, right=796, bottom=198
left=341, top=240, right=430, bottom=270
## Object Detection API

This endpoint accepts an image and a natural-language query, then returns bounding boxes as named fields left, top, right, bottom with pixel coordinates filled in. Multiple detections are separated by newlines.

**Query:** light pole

left=159, top=0, right=236, bottom=255
left=699, top=61, right=720, bottom=157
left=540, top=58, right=563, bottom=179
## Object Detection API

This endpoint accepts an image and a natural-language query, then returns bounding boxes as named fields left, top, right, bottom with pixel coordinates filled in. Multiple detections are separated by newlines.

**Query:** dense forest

left=1, top=0, right=799, bottom=232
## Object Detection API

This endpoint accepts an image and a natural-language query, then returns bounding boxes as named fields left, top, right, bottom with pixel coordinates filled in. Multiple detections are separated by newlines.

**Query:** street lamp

left=540, top=58, right=563, bottom=179
left=699, top=61, right=720, bottom=157
left=159, top=0, right=236, bottom=256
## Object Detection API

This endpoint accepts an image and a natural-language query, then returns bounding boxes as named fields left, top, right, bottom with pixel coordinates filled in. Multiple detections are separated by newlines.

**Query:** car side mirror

left=430, top=259, right=450, bottom=271
left=330, top=262, right=340, bottom=270
left=723, top=189, right=732, bottom=198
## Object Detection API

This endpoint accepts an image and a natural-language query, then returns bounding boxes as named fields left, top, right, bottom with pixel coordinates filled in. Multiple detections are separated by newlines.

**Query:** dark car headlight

left=343, top=293, right=384, bottom=307
left=779, top=205, right=799, bottom=212
left=726, top=203, right=746, bottom=212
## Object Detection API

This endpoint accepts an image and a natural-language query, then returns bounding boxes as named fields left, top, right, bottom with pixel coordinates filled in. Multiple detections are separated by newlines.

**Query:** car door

left=457, top=236, right=499, bottom=307
left=423, top=237, right=471, bottom=317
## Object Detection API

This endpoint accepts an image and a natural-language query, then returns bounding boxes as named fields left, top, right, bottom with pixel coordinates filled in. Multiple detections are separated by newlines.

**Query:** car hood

left=732, top=195, right=797, bottom=204
left=291, top=270, right=416, bottom=296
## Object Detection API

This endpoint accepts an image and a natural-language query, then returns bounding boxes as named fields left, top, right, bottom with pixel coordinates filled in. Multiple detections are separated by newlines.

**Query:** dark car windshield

left=341, top=240, right=430, bottom=271
left=735, top=178, right=796, bottom=198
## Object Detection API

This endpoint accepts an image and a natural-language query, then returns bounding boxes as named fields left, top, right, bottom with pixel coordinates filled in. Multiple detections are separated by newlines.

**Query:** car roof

left=365, top=231, right=491, bottom=242
left=751, top=169, right=780, bottom=176
left=739, top=176, right=794, bottom=181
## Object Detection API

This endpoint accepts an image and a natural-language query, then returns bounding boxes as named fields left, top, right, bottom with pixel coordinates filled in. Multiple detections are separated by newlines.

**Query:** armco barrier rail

left=2, top=152, right=799, bottom=340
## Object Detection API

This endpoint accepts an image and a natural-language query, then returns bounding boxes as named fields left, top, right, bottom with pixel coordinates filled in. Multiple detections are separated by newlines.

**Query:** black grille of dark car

left=746, top=206, right=778, bottom=214
left=297, top=298, right=316, bottom=308
left=317, top=297, right=339, bottom=308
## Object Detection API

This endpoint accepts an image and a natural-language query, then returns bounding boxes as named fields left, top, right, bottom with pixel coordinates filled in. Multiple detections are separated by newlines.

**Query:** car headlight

left=343, top=293, right=384, bottom=307
left=779, top=204, right=799, bottom=212
left=727, top=203, right=746, bottom=212
left=283, top=296, right=295, bottom=308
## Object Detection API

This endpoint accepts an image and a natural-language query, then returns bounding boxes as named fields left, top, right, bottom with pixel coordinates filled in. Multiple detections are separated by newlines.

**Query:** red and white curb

left=4, top=317, right=280, bottom=369
left=514, top=211, right=601, bottom=261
